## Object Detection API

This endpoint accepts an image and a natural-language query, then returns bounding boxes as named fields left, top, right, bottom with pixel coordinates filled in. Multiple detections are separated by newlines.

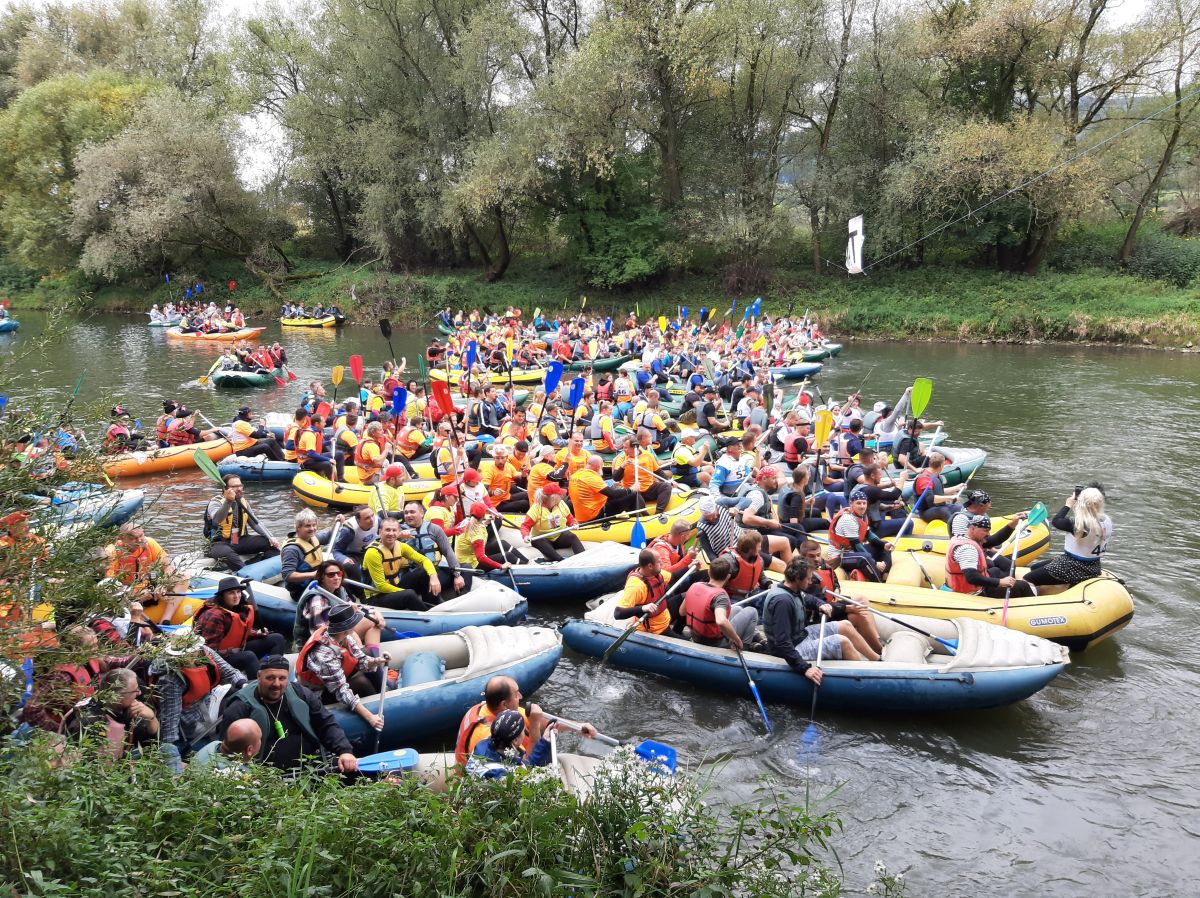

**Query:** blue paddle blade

left=681, top=305, right=688, bottom=320
left=604, top=317, right=612, bottom=333
left=395, top=631, right=422, bottom=639
left=731, top=299, right=737, bottom=316
left=196, top=283, right=203, bottom=293
left=635, top=740, right=677, bottom=774
left=392, top=387, right=407, bottom=416
left=753, top=296, right=762, bottom=315
left=164, top=273, right=171, bottom=284
left=699, top=306, right=708, bottom=323
left=465, top=340, right=477, bottom=369
left=544, top=360, right=564, bottom=395
left=133, top=419, right=141, bottom=430
left=801, top=722, right=819, bottom=745
left=630, top=520, right=646, bottom=548
left=743, top=307, right=751, bottom=320
left=0, top=394, right=7, bottom=414
left=568, top=377, right=584, bottom=409
left=357, top=747, right=420, bottom=775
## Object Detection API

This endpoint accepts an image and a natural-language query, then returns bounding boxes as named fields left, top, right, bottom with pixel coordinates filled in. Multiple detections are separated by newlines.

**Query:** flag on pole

left=846, top=215, right=865, bottom=275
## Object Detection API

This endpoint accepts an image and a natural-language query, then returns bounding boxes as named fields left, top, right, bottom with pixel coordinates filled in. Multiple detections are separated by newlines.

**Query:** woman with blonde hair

left=1023, top=485, right=1112, bottom=588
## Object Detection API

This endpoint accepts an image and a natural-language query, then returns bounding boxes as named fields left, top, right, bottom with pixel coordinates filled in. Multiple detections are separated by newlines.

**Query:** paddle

left=1002, top=502, right=1047, bottom=625
left=430, top=379, right=469, bottom=520
left=489, top=515, right=520, bottom=593
left=600, top=561, right=698, bottom=665
left=531, top=361, right=564, bottom=448
left=192, top=447, right=278, bottom=543
left=734, top=644, right=773, bottom=735
left=198, top=357, right=223, bottom=387
left=910, top=377, right=933, bottom=419
left=906, top=549, right=937, bottom=588
left=464, top=340, right=478, bottom=399
left=545, top=716, right=678, bottom=774
left=567, top=375, right=585, bottom=434
left=895, top=488, right=932, bottom=541
left=808, top=408, right=833, bottom=516
left=331, top=365, right=344, bottom=403
left=630, top=519, right=647, bottom=549
left=828, top=589, right=958, bottom=654
left=379, top=318, right=398, bottom=364
left=374, top=660, right=387, bottom=753
left=349, top=354, right=364, bottom=388
left=801, top=613, right=828, bottom=745
left=391, top=386, right=407, bottom=438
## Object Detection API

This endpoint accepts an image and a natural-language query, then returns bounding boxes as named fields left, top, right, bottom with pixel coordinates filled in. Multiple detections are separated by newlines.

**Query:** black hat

left=260, top=655, right=290, bottom=672
left=490, top=709, right=525, bottom=748
left=216, top=576, right=242, bottom=596
left=968, top=514, right=992, bottom=530
left=327, top=603, right=364, bottom=635
left=175, top=406, right=190, bottom=417
left=702, top=384, right=717, bottom=394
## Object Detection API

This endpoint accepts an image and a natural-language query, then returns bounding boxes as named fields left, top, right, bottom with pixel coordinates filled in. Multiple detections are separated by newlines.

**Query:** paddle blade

left=379, top=318, right=392, bottom=339
left=392, top=387, right=407, bottom=416
left=700, top=306, right=709, bottom=324
left=544, top=360, right=564, bottom=396
left=465, top=340, right=478, bottom=369
left=431, top=379, right=455, bottom=416
left=681, top=305, right=688, bottom=320
left=911, top=377, right=933, bottom=418
left=505, top=338, right=514, bottom=364
left=630, top=520, right=647, bottom=549
left=764, top=382, right=775, bottom=415
left=604, top=317, right=612, bottom=333
left=814, top=408, right=834, bottom=448
left=192, top=449, right=224, bottom=486
left=357, top=747, right=420, bottom=775
left=588, top=338, right=598, bottom=358
left=1027, top=501, right=1049, bottom=527
left=331, top=365, right=344, bottom=387
left=634, top=739, right=677, bottom=774
left=349, top=354, right=364, bottom=384
left=568, top=377, right=585, bottom=410
left=801, top=722, right=819, bottom=745
left=315, top=401, right=332, bottom=421
left=658, top=315, right=667, bottom=333
left=751, top=335, right=766, bottom=352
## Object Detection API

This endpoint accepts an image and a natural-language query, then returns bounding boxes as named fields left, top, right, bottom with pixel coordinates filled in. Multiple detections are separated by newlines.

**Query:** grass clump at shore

left=0, top=742, right=845, bottom=898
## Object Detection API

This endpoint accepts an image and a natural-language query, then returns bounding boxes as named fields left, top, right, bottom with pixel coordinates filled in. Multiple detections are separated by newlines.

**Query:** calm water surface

left=6, top=311, right=1199, bottom=897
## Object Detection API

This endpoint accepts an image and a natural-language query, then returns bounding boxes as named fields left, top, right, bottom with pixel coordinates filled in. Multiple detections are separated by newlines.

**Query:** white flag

left=845, top=215, right=864, bottom=274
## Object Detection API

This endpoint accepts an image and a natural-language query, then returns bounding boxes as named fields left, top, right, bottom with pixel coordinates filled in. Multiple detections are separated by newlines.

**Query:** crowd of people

left=2, top=302, right=1116, bottom=781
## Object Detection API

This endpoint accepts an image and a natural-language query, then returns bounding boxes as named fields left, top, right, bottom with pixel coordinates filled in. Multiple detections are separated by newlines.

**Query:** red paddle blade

left=274, top=375, right=286, bottom=386
left=349, top=354, right=364, bottom=384
left=315, top=401, right=332, bottom=420
left=431, top=379, right=455, bottom=417
left=287, top=368, right=297, bottom=381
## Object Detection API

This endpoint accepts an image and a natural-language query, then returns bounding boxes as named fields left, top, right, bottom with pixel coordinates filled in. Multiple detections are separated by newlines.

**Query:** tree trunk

left=1120, top=125, right=1181, bottom=264
left=485, top=207, right=512, bottom=282
left=810, top=207, right=823, bottom=275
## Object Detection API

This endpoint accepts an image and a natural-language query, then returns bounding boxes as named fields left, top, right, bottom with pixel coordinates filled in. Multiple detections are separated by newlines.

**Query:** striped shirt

left=951, top=543, right=983, bottom=572
left=698, top=509, right=742, bottom=557
left=949, top=511, right=971, bottom=538
left=833, top=513, right=865, bottom=543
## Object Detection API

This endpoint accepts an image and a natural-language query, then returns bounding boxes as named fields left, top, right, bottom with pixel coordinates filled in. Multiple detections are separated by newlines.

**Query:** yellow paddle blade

left=533, top=307, right=541, bottom=319
left=331, top=365, right=344, bottom=386
left=581, top=295, right=587, bottom=309
left=752, top=335, right=767, bottom=352
left=814, top=408, right=834, bottom=448
left=658, top=315, right=667, bottom=333
left=505, top=338, right=514, bottom=363
left=588, top=338, right=598, bottom=358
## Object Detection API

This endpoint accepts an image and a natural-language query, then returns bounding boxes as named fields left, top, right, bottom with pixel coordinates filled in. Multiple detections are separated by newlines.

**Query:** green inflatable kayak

left=211, top=368, right=281, bottom=389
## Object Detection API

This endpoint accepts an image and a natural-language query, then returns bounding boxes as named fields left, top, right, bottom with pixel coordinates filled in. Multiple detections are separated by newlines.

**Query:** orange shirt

left=554, top=446, right=589, bottom=477
left=481, top=459, right=516, bottom=504
left=616, top=448, right=659, bottom=492
left=569, top=468, right=608, bottom=523
left=617, top=570, right=673, bottom=634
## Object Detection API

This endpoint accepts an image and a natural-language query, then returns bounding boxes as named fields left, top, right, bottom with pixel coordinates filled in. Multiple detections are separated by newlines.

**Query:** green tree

left=0, top=70, right=155, bottom=270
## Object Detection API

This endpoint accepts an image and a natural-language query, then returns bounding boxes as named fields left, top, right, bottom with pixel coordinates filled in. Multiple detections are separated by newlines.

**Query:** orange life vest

left=354, top=436, right=387, bottom=478
left=197, top=603, right=255, bottom=652
left=684, top=583, right=726, bottom=641
left=165, top=418, right=196, bottom=446
left=946, top=536, right=986, bottom=595
left=296, top=626, right=359, bottom=691
left=453, top=701, right=530, bottom=765
left=178, top=660, right=220, bottom=709
left=722, top=549, right=763, bottom=599
left=829, top=508, right=868, bottom=550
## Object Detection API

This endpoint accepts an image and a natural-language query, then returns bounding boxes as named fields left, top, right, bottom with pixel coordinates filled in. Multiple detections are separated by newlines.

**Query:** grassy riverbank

left=6, top=259, right=1200, bottom=347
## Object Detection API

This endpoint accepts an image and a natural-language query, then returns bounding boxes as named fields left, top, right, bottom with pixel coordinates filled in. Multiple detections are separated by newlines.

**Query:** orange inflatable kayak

left=103, top=436, right=251, bottom=478
left=165, top=327, right=265, bottom=342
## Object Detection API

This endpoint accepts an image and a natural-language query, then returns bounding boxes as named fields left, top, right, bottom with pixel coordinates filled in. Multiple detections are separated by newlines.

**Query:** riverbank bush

left=7, top=256, right=1200, bottom=346
left=0, top=742, right=842, bottom=898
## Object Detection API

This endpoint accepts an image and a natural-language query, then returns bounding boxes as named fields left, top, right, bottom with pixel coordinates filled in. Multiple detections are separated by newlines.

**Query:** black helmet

left=489, top=709, right=525, bottom=749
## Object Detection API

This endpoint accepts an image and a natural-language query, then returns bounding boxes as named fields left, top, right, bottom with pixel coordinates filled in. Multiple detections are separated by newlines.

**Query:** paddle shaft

left=1001, top=519, right=1026, bottom=626
left=808, top=613, right=828, bottom=722
left=827, top=589, right=957, bottom=654
left=734, top=644, right=773, bottom=734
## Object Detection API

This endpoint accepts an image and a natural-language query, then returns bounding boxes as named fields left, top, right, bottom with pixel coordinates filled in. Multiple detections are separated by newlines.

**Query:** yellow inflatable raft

left=841, top=573, right=1133, bottom=652
left=430, top=366, right=546, bottom=387
left=291, top=470, right=441, bottom=510
left=502, top=487, right=701, bottom=544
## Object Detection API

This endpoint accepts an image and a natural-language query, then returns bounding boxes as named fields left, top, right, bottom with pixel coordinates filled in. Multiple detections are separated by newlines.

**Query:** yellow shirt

left=454, top=517, right=491, bottom=568
left=526, top=500, right=570, bottom=536
left=367, top=482, right=404, bottom=514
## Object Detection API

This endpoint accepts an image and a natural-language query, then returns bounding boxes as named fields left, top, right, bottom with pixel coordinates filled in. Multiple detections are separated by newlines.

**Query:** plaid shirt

left=303, top=636, right=373, bottom=709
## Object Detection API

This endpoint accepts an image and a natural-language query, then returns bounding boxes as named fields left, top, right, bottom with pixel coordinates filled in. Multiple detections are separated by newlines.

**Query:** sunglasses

left=321, top=571, right=344, bottom=579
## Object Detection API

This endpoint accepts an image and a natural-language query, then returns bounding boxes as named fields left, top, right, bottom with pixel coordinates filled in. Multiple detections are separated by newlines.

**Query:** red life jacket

left=197, top=603, right=255, bottom=652
left=817, top=566, right=840, bottom=596
left=721, top=549, right=763, bottom=599
left=648, top=535, right=684, bottom=572
left=165, top=418, right=196, bottom=446
left=946, top=536, right=986, bottom=594
left=155, top=414, right=172, bottom=444
left=555, top=342, right=572, bottom=361
left=632, top=570, right=667, bottom=604
left=829, top=509, right=868, bottom=550
left=914, top=473, right=939, bottom=503
left=354, top=435, right=387, bottom=473
left=178, top=660, right=220, bottom=709
left=783, top=433, right=807, bottom=465
left=684, top=583, right=726, bottom=640
left=59, top=659, right=103, bottom=688
left=296, top=626, right=359, bottom=691
left=596, top=381, right=613, bottom=401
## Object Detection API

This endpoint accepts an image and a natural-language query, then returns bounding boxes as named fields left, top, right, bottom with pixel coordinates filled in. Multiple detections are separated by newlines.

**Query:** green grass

left=7, top=256, right=1200, bottom=345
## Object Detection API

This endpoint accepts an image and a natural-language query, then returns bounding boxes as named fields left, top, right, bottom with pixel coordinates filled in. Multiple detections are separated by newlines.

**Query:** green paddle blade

left=192, top=448, right=224, bottom=486
left=1027, top=501, right=1049, bottom=527
left=911, top=377, right=933, bottom=418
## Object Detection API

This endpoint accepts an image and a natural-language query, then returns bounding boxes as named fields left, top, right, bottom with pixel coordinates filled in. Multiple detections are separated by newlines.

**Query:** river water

left=6, top=311, right=1198, bottom=897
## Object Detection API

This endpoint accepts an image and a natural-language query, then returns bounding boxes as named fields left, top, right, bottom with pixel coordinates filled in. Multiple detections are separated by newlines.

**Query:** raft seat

left=401, top=652, right=446, bottom=688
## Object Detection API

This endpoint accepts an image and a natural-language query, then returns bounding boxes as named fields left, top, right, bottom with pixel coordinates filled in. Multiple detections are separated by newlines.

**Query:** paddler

left=947, top=513, right=1036, bottom=598
left=280, top=509, right=325, bottom=600
left=613, top=549, right=673, bottom=634
left=295, top=605, right=388, bottom=732
left=518, top=483, right=582, bottom=561
left=104, top=523, right=191, bottom=624
left=681, top=555, right=762, bottom=650
left=362, top=517, right=438, bottom=610
left=367, top=464, right=407, bottom=518
left=192, top=576, right=286, bottom=678
left=230, top=406, right=284, bottom=461
left=454, top=674, right=597, bottom=765
left=103, top=406, right=147, bottom=452
left=829, top=487, right=894, bottom=581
